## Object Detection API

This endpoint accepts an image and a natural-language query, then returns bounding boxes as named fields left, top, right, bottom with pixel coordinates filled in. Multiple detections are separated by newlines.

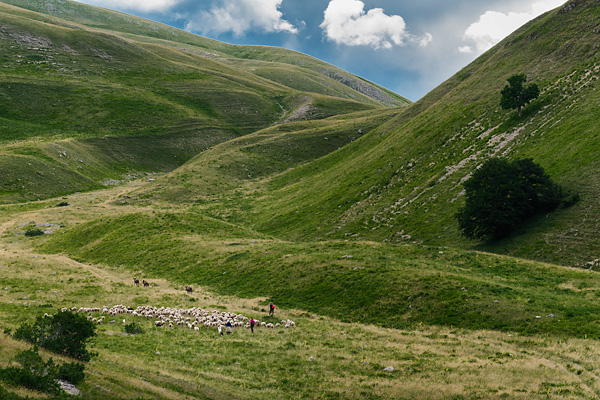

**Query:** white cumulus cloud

left=320, top=0, right=431, bottom=50
left=74, top=0, right=180, bottom=13
left=461, top=0, right=564, bottom=54
left=186, top=0, right=298, bottom=36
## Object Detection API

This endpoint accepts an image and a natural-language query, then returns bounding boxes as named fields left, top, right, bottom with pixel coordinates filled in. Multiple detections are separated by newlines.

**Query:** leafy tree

left=500, top=74, right=540, bottom=117
left=457, top=158, right=562, bottom=241
left=14, top=311, right=96, bottom=361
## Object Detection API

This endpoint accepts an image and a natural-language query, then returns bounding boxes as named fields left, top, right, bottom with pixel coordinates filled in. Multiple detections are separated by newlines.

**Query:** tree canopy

left=500, top=74, right=540, bottom=117
left=457, top=158, right=562, bottom=241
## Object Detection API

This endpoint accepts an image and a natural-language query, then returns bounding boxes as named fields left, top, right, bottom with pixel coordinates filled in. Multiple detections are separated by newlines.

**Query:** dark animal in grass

left=186, top=286, right=193, bottom=294
left=142, top=280, right=149, bottom=287
left=133, top=278, right=139, bottom=286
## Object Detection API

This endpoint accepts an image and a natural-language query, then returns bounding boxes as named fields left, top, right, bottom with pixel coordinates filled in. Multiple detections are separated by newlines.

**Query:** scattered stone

left=309, top=356, right=315, bottom=362
left=57, top=380, right=80, bottom=396
left=535, top=316, right=541, bottom=319
left=384, top=366, right=394, bottom=372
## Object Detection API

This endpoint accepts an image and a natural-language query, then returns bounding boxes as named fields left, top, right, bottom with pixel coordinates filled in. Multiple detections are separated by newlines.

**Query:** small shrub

left=24, top=228, right=44, bottom=237
left=57, top=201, right=69, bottom=207
left=14, top=311, right=96, bottom=361
left=57, top=362, right=85, bottom=385
left=124, top=323, right=144, bottom=335
left=0, top=347, right=61, bottom=395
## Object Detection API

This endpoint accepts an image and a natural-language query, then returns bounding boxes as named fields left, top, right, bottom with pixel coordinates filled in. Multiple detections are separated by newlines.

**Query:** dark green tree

left=457, top=158, right=562, bottom=241
left=500, top=74, right=540, bottom=117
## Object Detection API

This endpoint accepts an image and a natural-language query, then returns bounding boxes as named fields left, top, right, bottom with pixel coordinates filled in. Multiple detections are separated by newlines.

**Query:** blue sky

left=74, top=0, right=565, bottom=101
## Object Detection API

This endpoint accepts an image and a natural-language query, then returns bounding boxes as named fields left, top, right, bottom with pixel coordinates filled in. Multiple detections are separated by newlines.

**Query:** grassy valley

left=0, top=0, right=404, bottom=202
left=2, top=0, right=600, bottom=398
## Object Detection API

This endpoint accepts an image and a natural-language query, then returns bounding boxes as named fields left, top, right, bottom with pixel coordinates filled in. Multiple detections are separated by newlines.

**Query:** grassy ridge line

left=0, top=0, right=382, bottom=140
left=41, top=211, right=600, bottom=339
left=0, top=0, right=409, bottom=107
left=0, top=128, right=238, bottom=203
left=234, top=2, right=600, bottom=264
left=140, top=108, right=398, bottom=202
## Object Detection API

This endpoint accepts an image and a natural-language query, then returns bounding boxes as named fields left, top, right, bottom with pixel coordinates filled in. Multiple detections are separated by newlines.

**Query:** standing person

left=269, top=303, right=275, bottom=316
left=250, top=318, right=255, bottom=333
left=226, top=321, right=232, bottom=335
left=218, top=325, right=223, bottom=336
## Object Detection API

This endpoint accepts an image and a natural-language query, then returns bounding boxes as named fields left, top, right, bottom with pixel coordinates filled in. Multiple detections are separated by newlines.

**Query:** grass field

left=2, top=183, right=600, bottom=399
left=2, top=1, right=600, bottom=398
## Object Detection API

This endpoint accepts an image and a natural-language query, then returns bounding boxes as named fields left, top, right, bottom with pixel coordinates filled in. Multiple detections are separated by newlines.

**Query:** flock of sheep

left=60, top=305, right=296, bottom=332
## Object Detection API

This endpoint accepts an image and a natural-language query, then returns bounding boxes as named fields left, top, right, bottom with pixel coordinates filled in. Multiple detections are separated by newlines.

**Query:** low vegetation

left=14, top=311, right=96, bottom=361
left=0, top=346, right=85, bottom=396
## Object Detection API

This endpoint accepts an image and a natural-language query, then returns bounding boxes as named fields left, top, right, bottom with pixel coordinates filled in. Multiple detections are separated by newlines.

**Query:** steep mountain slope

left=223, top=0, right=599, bottom=266
left=0, top=0, right=406, bottom=202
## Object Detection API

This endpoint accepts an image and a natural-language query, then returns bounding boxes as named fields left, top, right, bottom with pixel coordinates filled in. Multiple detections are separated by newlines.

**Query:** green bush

left=457, top=158, right=563, bottom=241
left=0, top=347, right=61, bottom=395
left=14, top=311, right=96, bottom=361
left=57, top=202, right=69, bottom=207
left=56, top=362, right=85, bottom=385
left=124, top=322, right=144, bottom=335
left=24, top=228, right=44, bottom=237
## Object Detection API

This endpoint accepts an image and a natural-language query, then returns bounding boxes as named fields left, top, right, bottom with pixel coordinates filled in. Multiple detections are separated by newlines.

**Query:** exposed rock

left=57, top=380, right=80, bottom=396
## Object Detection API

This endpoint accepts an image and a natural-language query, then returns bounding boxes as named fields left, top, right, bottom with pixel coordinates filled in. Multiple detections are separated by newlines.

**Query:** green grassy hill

left=208, top=0, right=598, bottom=266
left=4, top=1, right=600, bottom=398
left=0, top=0, right=407, bottom=203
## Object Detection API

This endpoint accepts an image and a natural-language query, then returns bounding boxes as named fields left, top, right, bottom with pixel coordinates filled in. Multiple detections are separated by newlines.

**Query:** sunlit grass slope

left=41, top=211, right=600, bottom=339
left=1, top=185, right=600, bottom=398
left=0, top=0, right=404, bottom=202
left=232, top=0, right=600, bottom=266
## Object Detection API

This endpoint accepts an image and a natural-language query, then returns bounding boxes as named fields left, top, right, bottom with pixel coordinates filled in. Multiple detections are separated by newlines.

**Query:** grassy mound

left=42, top=212, right=600, bottom=339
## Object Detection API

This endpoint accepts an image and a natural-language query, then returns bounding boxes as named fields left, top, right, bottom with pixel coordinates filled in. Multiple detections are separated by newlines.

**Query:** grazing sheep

left=186, top=286, right=193, bottom=294
left=70, top=303, right=297, bottom=335
left=142, top=280, right=149, bottom=287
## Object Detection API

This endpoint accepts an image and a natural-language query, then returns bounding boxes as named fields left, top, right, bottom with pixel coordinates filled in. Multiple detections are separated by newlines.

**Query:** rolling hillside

left=0, top=0, right=408, bottom=203
left=4, top=1, right=600, bottom=399
left=202, top=0, right=598, bottom=266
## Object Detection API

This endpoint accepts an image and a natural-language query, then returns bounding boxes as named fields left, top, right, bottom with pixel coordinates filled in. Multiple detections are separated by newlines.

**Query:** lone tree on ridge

left=500, top=74, right=540, bottom=118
